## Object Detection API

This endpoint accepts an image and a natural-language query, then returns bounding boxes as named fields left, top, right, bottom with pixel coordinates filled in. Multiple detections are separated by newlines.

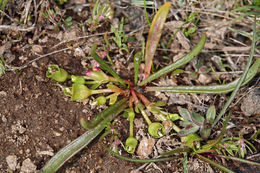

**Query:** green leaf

left=178, top=108, right=192, bottom=121
left=139, top=33, right=206, bottom=86
left=91, top=44, right=126, bottom=88
left=206, top=105, right=216, bottom=124
left=167, top=113, right=181, bottom=122
left=134, top=51, right=143, bottom=85
left=190, top=112, right=204, bottom=126
left=179, top=122, right=200, bottom=137
left=143, top=2, right=171, bottom=79
left=106, top=92, right=120, bottom=105
left=146, top=58, right=260, bottom=94
left=199, top=125, right=211, bottom=140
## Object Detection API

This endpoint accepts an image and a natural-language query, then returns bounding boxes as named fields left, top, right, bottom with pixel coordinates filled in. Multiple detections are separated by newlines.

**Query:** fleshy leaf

left=63, top=87, right=72, bottom=97
left=106, top=92, right=120, bottom=105
left=139, top=33, right=206, bottom=86
left=200, top=123, right=212, bottom=140
left=179, top=122, right=200, bottom=137
left=206, top=105, right=216, bottom=124
left=167, top=113, right=181, bottom=122
left=143, top=2, right=171, bottom=79
left=178, top=107, right=192, bottom=121
left=41, top=98, right=128, bottom=172
left=91, top=44, right=126, bottom=88
left=190, top=112, right=204, bottom=126
left=86, top=70, right=109, bottom=82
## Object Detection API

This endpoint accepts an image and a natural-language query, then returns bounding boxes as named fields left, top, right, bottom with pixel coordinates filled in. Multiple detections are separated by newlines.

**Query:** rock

left=137, top=137, right=155, bottom=158
left=0, top=91, right=7, bottom=97
left=241, top=87, right=260, bottom=116
left=6, top=155, right=18, bottom=171
left=31, top=45, right=43, bottom=53
left=20, top=158, right=37, bottom=173
left=198, top=74, right=212, bottom=84
left=74, top=47, right=85, bottom=57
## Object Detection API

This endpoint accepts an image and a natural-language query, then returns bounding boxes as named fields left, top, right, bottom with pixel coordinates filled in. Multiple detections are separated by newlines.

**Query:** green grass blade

left=232, top=5, right=260, bottom=12
left=103, top=144, right=177, bottom=163
left=139, top=33, right=206, bottom=86
left=91, top=44, right=126, bottom=88
left=134, top=52, right=142, bottom=85
left=41, top=98, right=128, bottom=173
left=146, top=58, right=260, bottom=94
left=196, top=154, right=235, bottom=173
left=233, top=11, right=260, bottom=23
left=220, top=156, right=260, bottom=166
left=213, top=16, right=258, bottom=127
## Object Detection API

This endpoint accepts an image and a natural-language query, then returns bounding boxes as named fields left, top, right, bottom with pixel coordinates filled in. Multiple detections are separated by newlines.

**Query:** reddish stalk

left=136, top=92, right=151, bottom=107
left=130, top=88, right=139, bottom=104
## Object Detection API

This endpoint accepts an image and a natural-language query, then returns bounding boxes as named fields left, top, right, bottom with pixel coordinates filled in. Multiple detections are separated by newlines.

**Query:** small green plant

left=42, top=2, right=260, bottom=172
left=178, top=106, right=216, bottom=140
left=0, top=0, right=9, bottom=10
left=87, top=0, right=112, bottom=32
left=56, top=0, right=67, bottom=5
left=42, top=8, right=73, bottom=30
left=166, top=12, right=199, bottom=48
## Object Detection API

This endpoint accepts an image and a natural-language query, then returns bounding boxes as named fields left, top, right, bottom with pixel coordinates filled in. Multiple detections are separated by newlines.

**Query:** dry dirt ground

left=0, top=0, right=260, bottom=173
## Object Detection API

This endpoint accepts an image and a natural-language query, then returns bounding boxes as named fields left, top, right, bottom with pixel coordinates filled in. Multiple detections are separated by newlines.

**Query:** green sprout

left=0, top=0, right=8, bottom=10
left=87, top=0, right=112, bottom=32
left=177, top=106, right=216, bottom=140
left=111, top=17, right=128, bottom=52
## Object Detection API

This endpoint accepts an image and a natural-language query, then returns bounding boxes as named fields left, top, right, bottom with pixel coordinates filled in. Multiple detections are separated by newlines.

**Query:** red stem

left=129, top=96, right=133, bottom=108
left=130, top=88, right=139, bottom=104
left=136, top=92, right=151, bottom=107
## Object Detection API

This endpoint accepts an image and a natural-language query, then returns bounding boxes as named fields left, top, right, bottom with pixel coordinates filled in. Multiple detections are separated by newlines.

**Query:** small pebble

left=198, top=74, right=212, bottom=84
left=241, top=87, right=260, bottom=116
left=20, top=158, right=37, bottom=173
left=137, top=137, right=155, bottom=158
left=6, top=155, right=18, bottom=171
left=31, top=45, right=43, bottom=53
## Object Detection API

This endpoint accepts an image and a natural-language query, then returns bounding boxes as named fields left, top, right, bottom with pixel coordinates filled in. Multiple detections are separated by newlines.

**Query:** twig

left=0, top=25, right=35, bottom=32
left=0, top=10, right=15, bottom=22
